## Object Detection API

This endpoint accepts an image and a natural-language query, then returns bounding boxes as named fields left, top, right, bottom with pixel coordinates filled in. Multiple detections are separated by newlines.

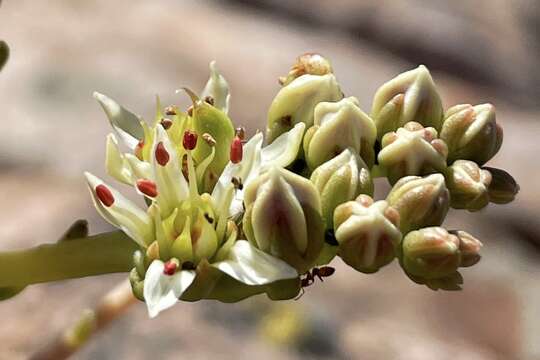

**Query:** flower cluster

left=87, top=54, right=518, bottom=317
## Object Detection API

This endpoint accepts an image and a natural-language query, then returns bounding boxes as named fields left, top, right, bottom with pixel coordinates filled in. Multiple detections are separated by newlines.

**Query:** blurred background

left=1, top=0, right=539, bottom=359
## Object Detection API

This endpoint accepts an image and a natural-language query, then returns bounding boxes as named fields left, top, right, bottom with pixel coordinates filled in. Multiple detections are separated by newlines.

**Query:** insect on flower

left=295, top=266, right=336, bottom=300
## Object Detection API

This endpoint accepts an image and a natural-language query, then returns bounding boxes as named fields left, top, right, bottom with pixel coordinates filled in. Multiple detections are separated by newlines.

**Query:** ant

left=295, top=266, right=335, bottom=300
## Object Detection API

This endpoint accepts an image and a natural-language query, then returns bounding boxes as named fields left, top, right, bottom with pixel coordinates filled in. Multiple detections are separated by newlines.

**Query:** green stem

left=0, top=231, right=138, bottom=287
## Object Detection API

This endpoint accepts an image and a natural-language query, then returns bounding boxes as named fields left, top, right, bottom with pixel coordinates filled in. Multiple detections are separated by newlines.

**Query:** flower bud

left=279, top=53, right=333, bottom=86
left=386, top=174, right=450, bottom=234
left=378, top=122, right=448, bottom=185
left=304, top=97, right=377, bottom=169
left=483, top=167, right=519, bottom=204
left=440, top=104, right=503, bottom=165
left=449, top=230, right=482, bottom=267
left=243, top=167, right=325, bottom=273
left=266, top=74, right=342, bottom=143
left=310, top=148, right=373, bottom=228
left=333, top=196, right=402, bottom=273
left=400, top=227, right=462, bottom=290
left=371, top=65, right=444, bottom=140
left=445, top=160, right=491, bottom=211
left=201, top=61, right=230, bottom=114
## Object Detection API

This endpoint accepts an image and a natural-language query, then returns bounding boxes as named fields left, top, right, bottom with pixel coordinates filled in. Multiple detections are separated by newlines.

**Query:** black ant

left=295, top=266, right=335, bottom=300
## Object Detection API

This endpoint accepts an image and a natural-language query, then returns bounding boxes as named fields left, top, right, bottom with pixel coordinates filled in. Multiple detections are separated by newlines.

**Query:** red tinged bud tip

left=163, top=260, right=178, bottom=276
left=183, top=130, right=198, bottom=150
left=95, top=184, right=115, bottom=207
left=136, top=179, right=158, bottom=197
left=155, top=142, right=170, bottom=166
left=230, top=136, right=243, bottom=164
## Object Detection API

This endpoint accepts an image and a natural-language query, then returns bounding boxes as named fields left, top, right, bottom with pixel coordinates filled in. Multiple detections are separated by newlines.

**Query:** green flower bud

left=266, top=74, right=342, bottom=143
left=304, top=97, right=377, bottom=169
left=334, top=195, right=402, bottom=273
left=243, top=167, right=325, bottom=273
left=449, top=230, right=482, bottom=267
left=311, top=148, right=373, bottom=228
left=445, top=160, right=491, bottom=211
left=378, top=122, right=448, bottom=185
left=440, top=104, right=503, bottom=165
left=386, top=174, right=450, bottom=234
left=279, top=53, right=333, bottom=86
left=371, top=65, right=444, bottom=140
left=483, top=167, right=519, bottom=204
left=184, top=89, right=235, bottom=192
left=400, top=227, right=462, bottom=290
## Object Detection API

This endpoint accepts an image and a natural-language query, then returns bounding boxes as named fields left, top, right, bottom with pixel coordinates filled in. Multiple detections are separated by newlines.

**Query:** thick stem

left=30, top=279, right=137, bottom=360
left=0, top=231, right=138, bottom=287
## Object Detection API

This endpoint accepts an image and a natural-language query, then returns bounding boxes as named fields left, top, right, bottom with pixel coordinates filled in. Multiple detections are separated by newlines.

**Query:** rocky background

left=1, top=0, right=539, bottom=359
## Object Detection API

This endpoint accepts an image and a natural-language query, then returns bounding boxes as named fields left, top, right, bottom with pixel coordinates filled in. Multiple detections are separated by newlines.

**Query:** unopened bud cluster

left=84, top=53, right=518, bottom=317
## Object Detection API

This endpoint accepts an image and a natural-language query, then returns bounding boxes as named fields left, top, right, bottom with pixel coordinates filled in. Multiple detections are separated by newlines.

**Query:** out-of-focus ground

left=1, top=0, right=539, bottom=359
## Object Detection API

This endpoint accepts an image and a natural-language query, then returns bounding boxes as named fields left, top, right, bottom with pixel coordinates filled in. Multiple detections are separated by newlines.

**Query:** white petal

left=261, top=122, right=305, bottom=170
left=105, top=133, right=135, bottom=185
left=125, top=154, right=154, bottom=181
left=201, top=61, right=230, bottom=114
left=212, top=132, right=263, bottom=216
left=143, top=260, right=196, bottom=318
left=93, top=92, right=144, bottom=149
left=84, top=172, right=153, bottom=247
left=212, top=240, right=298, bottom=285
left=151, top=126, right=189, bottom=215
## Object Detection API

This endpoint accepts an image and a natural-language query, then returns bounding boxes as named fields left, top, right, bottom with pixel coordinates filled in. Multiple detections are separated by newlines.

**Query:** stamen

left=136, top=179, right=158, bottom=198
left=163, top=260, right=178, bottom=275
left=230, top=136, right=243, bottom=164
left=183, top=130, right=198, bottom=150
left=164, top=106, right=177, bottom=116
left=135, top=140, right=144, bottom=161
left=160, top=118, right=173, bottom=130
left=204, top=96, right=214, bottom=106
left=187, top=105, right=194, bottom=117
left=235, top=127, right=245, bottom=140
left=95, top=184, right=115, bottom=207
left=155, top=142, right=170, bottom=166
left=202, top=133, right=216, bottom=147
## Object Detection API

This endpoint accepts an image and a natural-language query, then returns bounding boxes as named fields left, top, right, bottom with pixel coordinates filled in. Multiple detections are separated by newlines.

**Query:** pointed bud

left=310, top=148, right=373, bottom=228
left=304, top=97, right=377, bottom=169
left=267, top=73, right=342, bottom=143
left=95, top=184, right=115, bottom=207
left=371, top=65, right=444, bottom=140
left=483, top=167, right=519, bottom=204
left=386, top=174, right=450, bottom=234
left=243, top=167, right=324, bottom=273
left=279, top=53, right=333, bottom=86
left=182, top=130, right=198, bottom=150
left=378, top=122, right=448, bottom=184
left=445, top=160, right=491, bottom=211
left=400, top=227, right=462, bottom=290
left=450, top=230, right=482, bottom=267
left=230, top=136, right=243, bottom=164
left=333, top=197, right=402, bottom=273
left=440, top=104, right=503, bottom=165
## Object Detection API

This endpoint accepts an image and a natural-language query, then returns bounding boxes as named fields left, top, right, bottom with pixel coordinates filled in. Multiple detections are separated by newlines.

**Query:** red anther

left=183, top=130, right=198, bottom=150
left=95, top=184, right=115, bottom=207
left=163, top=260, right=178, bottom=276
left=155, top=142, right=170, bottom=166
left=135, top=140, right=145, bottom=161
left=136, top=179, right=158, bottom=197
left=230, top=136, right=243, bottom=164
